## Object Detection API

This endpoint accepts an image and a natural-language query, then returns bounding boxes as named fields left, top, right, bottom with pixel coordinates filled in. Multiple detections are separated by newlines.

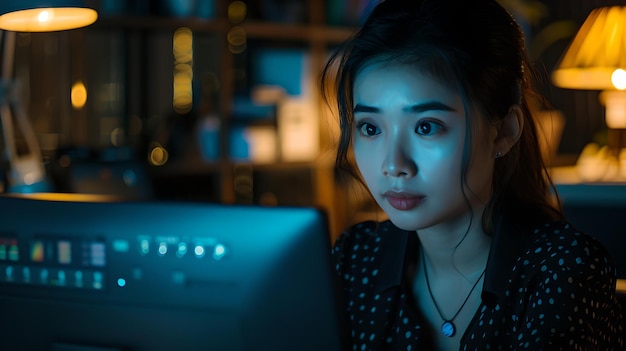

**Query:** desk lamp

left=0, top=1, right=97, bottom=192
left=552, top=6, right=626, bottom=152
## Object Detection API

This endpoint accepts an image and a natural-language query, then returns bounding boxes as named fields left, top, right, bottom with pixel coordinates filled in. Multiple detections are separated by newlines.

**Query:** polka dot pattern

left=332, top=221, right=624, bottom=350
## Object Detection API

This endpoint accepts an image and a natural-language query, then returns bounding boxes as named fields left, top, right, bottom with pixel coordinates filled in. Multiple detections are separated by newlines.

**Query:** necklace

left=421, top=253, right=486, bottom=338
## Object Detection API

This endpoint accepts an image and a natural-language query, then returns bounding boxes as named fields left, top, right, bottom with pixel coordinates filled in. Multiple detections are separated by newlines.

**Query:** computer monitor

left=0, top=194, right=346, bottom=351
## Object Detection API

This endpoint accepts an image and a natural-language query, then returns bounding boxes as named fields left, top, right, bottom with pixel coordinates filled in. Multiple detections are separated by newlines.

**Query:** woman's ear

left=494, top=105, right=523, bottom=158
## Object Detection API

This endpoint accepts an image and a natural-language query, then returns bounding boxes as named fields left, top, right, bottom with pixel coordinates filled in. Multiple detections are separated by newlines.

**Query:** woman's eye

left=357, top=122, right=380, bottom=136
left=415, top=121, right=443, bottom=136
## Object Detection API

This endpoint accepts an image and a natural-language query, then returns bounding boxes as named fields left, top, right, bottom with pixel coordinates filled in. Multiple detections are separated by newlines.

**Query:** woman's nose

left=381, top=139, right=417, bottom=177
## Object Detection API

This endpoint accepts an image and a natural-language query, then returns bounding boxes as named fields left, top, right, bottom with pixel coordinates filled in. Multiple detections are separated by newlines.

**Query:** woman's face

left=352, top=62, right=498, bottom=232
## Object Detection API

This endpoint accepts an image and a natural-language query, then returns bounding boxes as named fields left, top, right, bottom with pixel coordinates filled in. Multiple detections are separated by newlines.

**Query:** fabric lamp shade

left=0, top=0, right=97, bottom=32
left=552, top=6, right=626, bottom=129
left=552, top=6, right=626, bottom=90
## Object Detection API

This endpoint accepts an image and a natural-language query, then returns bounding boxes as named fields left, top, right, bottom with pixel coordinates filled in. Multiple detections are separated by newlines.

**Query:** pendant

left=441, top=321, right=456, bottom=337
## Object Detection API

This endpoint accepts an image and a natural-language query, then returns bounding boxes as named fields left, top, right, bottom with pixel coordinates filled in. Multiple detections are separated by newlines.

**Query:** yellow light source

left=611, top=69, right=626, bottom=90
left=173, top=27, right=193, bottom=114
left=0, top=7, right=97, bottom=32
left=148, top=144, right=169, bottom=166
left=552, top=6, right=626, bottom=132
left=38, top=9, right=51, bottom=23
left=228, top=1, right=247, bottom=24
left=71, top=81, right=87, bottom=109
left=552, top=6, right=626, bottom=90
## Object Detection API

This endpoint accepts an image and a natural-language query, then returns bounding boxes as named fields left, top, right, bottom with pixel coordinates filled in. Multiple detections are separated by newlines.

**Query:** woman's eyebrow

left=353, top=101, right=456, bottom=114
left=404, top=101, right=456, bottom=113
left=353, top=104, right=379, bottom=113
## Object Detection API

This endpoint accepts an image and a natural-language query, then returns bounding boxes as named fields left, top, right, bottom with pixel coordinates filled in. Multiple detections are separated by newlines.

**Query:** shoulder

left=516, top=222, right=623, bottom=347
left=529, top=222, right=614, bottom=265
left=524, top=221, right=617, bottom=285
left=486, top=221, right=623, bottom=349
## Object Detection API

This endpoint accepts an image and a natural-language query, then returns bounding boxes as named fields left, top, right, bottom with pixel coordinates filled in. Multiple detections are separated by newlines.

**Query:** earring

left=495, top=151, right=503, bottom=158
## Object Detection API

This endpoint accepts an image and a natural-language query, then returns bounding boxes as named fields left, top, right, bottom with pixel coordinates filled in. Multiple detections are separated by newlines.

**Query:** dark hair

left=320, top=0, right=562, bottom=234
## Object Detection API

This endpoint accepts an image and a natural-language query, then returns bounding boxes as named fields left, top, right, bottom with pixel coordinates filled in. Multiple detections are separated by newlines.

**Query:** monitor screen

left=0, top=194, right=346, bottom=351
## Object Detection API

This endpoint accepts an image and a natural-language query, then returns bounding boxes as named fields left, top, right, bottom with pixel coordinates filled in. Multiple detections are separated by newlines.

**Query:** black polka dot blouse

left=332, top=220, right=624, bottom=350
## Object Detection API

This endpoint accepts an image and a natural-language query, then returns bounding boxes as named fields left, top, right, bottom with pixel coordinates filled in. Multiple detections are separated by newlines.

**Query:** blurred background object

left=550, top=5, right=626, bottom=182
left=0, top=1, right=97, bottom=193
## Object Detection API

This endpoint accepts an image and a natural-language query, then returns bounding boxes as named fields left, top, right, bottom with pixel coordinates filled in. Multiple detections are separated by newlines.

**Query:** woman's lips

left=384, top=191, right=424, bottom=211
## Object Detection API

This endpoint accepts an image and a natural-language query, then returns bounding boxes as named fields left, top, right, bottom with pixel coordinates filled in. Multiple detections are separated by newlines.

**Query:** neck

left=416, top=215, right=491, bottom=278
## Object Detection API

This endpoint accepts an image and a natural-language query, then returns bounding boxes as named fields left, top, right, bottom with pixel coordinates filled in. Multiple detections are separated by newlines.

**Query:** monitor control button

left=212, top=244, right=226, bottom=260
left=177, top=242, right=187, bottom=258
left=158, top=242, right=168, bottom=256
left=193, top=244, right=205, bottom=258
left=139, top=239, right=150, bottom=256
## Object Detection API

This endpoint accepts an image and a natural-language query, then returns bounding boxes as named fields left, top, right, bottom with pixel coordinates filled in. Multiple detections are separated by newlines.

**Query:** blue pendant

left=441, top=321, right=456, bottom=337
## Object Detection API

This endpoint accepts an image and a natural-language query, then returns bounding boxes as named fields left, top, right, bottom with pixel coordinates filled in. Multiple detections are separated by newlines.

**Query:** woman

left=321, top=0, right=624, bottom=350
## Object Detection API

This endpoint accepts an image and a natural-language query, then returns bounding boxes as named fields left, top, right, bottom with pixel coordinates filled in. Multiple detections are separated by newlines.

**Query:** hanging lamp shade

left=0, top=0, right=97, bottom=32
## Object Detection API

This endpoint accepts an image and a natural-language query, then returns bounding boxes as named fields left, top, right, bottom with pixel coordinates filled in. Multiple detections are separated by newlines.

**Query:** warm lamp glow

left=611, top=69, right=626, bottom=90
left=38, top=10, right=51, bottom=23
left=0, top=7, right=97, bottom=32
left=552, top=6, right=626, bottom=90
left=71, top=81, right=87, bottom=109
left=552, top=5, right=626, bottom=140
left=173, top=27, right=193, bottom=114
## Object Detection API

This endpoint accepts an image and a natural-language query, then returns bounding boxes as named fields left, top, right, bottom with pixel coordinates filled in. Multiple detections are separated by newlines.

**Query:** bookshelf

left=68, top=0, right=370, bottom=239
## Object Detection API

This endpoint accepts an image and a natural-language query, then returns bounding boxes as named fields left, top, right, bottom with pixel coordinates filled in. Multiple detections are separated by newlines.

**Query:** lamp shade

left=0, top=0, right=97, bottom=32
left=552, top=6, right=626, bottom=90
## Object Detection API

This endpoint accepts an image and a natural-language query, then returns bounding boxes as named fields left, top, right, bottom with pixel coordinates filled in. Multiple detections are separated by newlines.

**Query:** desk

left=555, top=183, right=626, bottom=206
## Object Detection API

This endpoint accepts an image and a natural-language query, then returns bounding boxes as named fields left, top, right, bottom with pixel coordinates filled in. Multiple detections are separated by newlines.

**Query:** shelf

left=92, top=16, right=230, bottom=32
left=150, top=158, right=333, bottom=176
left=242, top=21, right=356, bottom=43
left=71, top=2, right=351, bottom=237
left=92, top=16, right=356, bottom=44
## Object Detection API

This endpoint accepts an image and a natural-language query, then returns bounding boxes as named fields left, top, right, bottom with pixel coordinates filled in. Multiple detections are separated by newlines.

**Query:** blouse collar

left=482, top=218, right=534, bottom=307
left=370, top=220, right=533, bottom=307
left=372, top=221, right=414, bottom=294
